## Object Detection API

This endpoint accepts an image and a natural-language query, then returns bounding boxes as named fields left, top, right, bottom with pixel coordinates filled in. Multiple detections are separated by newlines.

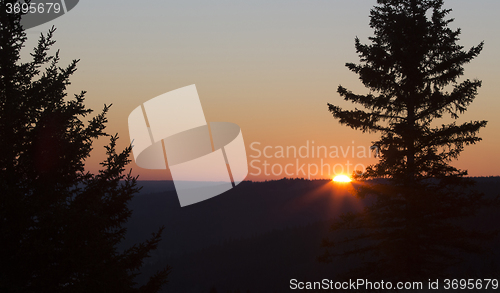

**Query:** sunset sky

left=22, top=0, right=500, bottom=180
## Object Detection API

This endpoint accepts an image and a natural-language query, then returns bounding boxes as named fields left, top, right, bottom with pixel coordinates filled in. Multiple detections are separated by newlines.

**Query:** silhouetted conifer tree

left=320, top=0, right=498, bottom=281
left=0, top=1, right=170, bottom=292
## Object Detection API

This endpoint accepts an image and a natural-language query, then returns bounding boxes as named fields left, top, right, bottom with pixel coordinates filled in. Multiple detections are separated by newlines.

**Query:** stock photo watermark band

left=248, top=141, right=379, bottom=179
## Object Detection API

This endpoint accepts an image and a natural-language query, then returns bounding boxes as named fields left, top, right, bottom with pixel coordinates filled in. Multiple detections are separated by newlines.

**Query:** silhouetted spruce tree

left=320, top=0, right=498, bottom=281
left=0, top=2, right=170, bottom=292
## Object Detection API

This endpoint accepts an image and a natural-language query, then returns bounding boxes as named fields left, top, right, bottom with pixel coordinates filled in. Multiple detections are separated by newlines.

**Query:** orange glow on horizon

left=332, top=174, right=352, bottom=183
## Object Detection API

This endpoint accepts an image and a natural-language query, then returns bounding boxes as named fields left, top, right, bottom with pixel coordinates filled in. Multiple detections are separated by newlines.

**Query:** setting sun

left=332, top=175, right=352, bottom=183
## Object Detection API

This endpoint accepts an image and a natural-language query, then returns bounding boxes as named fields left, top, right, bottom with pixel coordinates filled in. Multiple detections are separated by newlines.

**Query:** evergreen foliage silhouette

left=320, top=0, right=498, bottom=281
left=0, top=2, right=170, bottom=292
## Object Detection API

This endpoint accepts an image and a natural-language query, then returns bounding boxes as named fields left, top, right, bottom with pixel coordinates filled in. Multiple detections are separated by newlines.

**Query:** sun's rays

left=279, top=177, right=366, bottom=220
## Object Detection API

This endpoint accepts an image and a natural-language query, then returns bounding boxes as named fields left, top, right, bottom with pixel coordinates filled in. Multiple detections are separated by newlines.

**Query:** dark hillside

left=125, top=178, right=500, bottom=292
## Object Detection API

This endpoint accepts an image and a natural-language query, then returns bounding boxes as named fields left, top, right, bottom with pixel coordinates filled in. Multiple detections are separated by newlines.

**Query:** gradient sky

left=22, top=0, right=500, bottom=180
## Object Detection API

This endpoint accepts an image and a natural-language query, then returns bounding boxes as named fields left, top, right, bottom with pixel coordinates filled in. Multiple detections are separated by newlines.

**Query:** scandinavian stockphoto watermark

left=128, top=85, right=249, bottom=207
left=6, top=0, right=79, bottom=30
left=289, top=278, right=499, bottom=291
left=249, top=141, right=379, bottom=179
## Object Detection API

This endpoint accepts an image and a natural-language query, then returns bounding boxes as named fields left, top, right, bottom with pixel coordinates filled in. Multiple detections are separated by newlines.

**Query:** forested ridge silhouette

left=126, top=178, right=500, bottom=292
